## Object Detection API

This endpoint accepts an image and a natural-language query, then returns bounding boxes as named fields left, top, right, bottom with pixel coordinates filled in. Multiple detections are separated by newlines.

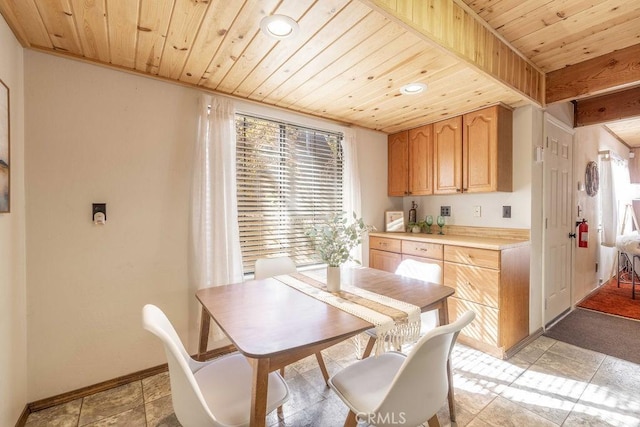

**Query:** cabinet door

left=463, top=105, right=512, bottom=193
left=388, top=131, right=408, bottom=196
left=434, top=116, right=462, bottom=194
left=408, top=124, right=433, bottom=195
left=370, top=249, right=402, bottom=273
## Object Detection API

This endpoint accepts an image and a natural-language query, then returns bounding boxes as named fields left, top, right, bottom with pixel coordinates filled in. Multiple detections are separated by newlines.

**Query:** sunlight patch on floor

left=450, top=343, right=640, bottom=426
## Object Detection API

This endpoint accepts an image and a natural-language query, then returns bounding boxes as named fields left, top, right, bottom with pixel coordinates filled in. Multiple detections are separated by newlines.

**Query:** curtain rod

left=598, top=150, right=624, bottom=161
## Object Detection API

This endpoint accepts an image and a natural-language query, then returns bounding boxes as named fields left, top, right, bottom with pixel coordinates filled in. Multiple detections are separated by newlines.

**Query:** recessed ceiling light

left=260, top=15, right=299, bottom=39
left=400, top=83, right=427, bottom=95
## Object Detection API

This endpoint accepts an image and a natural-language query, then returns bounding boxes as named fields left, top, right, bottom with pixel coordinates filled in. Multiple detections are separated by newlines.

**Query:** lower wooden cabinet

left=369, top=236, right=442, bottom=273
left=369, top=234, right=530, bottom=359
left=370, top=248, right=402, bottom=273
left=444, top=244, right=530, bottom=359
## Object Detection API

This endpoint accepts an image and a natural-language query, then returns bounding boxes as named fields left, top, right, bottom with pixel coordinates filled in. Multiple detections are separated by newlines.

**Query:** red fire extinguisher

left=577, top=219, right=588, bottom=248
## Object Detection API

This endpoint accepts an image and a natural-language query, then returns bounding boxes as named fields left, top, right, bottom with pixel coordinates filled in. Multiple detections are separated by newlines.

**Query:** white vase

left=327, top=266, right=341, bottom=292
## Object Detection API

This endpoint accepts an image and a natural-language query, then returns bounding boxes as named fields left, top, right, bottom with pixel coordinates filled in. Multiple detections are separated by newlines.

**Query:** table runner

left=275, top=272, right=421, bottom=354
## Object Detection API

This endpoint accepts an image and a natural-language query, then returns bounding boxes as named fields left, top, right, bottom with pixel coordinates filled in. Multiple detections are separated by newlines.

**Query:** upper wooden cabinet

left=388, top=125, right=433, bottom=196
left=388, top=131, right=409, bottom=196
left=390, top=105, right=512, bottom=196
left=433, top=106, right=512, bottom=194
left=408, top=125, right=433, bottom=196
left=463, top=105, right=513, bottom=193
left=434, top=116, right=463, bottom=194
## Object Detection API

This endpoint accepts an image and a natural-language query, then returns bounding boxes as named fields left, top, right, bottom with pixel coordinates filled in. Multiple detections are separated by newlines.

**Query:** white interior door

left=543, top=115, right=574, bottom=324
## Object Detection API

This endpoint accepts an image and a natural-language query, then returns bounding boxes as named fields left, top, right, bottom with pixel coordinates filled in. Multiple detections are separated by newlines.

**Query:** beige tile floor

left=25, top=336, right=640, bottom=427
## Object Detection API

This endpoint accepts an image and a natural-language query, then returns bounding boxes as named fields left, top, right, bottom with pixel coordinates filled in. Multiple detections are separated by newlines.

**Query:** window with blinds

left=235, top=114, right=343, bottom=274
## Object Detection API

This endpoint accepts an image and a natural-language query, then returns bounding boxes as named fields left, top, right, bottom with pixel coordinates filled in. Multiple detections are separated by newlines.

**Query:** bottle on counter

left=409, top=201, right=417, bottom=225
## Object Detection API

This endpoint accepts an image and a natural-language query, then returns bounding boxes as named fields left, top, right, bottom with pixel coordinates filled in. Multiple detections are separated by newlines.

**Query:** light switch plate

left=473, top=206, right=481, bottom=217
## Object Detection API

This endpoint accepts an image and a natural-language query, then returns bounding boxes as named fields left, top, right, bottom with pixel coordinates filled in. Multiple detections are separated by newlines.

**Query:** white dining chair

left=361, top=258, right=443, bottom=358
left=142, top=304, right=290, bottom=427
left=329, top=310, right=475, bottom=427
left=254, top=256, right=297, bottom=280
left=254, top=255, right=331, bottom=384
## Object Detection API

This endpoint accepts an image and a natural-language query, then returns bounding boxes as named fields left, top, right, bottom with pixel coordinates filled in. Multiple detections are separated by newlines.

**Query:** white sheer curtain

left=190, top=94, right=244, bottom=290
left=342, top=128, right=363, bottom=264
left=601, top=154, right=632, bottom=246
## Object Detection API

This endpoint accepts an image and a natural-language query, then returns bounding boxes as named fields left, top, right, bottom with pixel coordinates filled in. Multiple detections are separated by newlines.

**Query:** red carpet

left=578, top=276, right=640, bottom=320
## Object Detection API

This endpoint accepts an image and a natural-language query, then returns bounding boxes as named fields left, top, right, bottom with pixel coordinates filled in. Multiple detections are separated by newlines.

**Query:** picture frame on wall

left=0, top=78, right=8, bottom=213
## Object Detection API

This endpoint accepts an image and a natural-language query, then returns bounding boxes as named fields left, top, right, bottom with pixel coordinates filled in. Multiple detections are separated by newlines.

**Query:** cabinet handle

left=380, top=242, right=388, bottom=247
left=463, top=188, right=468, bottom=191
left=456, top=188, right=461, bottom=192
left=418, top=248, right=428, bottom=252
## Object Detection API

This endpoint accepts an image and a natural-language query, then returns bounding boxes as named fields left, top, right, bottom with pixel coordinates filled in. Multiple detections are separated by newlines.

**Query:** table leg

left=315, top=352, right=330, bottom=385
left=249, top=357, right=270, bottom=427
left=617, top=251, right=621, bottom=288
left=198, top=306, right=211, bottom=360
left=439, top=299, right=456, bottom=423
left=633, top=255, right=637, bottom=299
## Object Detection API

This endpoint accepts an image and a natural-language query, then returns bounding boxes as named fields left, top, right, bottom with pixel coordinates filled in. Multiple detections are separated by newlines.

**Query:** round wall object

left=585, top=161, right=599, bottom=197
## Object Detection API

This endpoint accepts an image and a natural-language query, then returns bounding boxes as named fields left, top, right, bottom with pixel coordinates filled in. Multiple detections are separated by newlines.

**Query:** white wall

left=356, top=126, right=402, bottom=266
left=25, top=51, right=198, bottom=399
left=573, top=125, right=630, bottom=301
left=0, top=14, right=26, bottom=426
left=24, top=51, right=392, bottom=400
left=402, top=105, right=533, bottom=229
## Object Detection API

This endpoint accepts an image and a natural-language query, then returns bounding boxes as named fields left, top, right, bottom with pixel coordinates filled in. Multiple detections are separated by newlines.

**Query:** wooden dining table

left=196, top=266, right=456, bottom=427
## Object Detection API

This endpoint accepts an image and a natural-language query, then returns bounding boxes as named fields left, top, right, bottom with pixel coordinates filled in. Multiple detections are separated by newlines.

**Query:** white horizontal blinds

left=236, top=114, right=343, bottom=274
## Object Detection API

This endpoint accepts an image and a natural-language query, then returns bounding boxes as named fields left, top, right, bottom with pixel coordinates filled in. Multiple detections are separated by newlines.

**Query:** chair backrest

left=254, top=256, right=297, bottom=280
left=142, top=304, right=220, bottom=427
left=395, top=258, right=442, bottom=285
left=374, top=311, right=475, bottom=427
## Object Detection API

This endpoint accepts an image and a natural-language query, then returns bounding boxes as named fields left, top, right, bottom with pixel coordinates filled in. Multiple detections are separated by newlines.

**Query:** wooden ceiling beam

left=547, top=43, right=640, bottom=105
left=574, top=86, right=640, bottom=127
left=360, top=0, right=544, bottom=106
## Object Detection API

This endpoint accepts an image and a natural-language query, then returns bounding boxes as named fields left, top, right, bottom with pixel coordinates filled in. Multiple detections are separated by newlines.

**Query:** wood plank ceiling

left=462, top=0, right=640, bottom=147
left=461, top=0, right=640, bottom=72
left=0, top=0, right=639, bottom=141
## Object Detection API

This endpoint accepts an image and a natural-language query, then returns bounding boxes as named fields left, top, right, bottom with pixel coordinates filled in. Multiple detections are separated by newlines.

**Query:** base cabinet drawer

left=443, top=262, right=499, bottom=308
left=370, top=236, right=402, bottom=253
left=370, top=249, right=401, bottom=273
left=448, top=297, right=499, bottom=348
left=444, top=246, right=500, bottom=269
left=402, top=241, right=443, bottom=259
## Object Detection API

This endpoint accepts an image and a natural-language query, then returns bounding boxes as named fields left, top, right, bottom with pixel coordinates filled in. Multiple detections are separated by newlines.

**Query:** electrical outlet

left=440, top=206, right=451, bottom=217
left=502, top=205, right=511, bottom=218
left=473, top=206, right=481, bottom=217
